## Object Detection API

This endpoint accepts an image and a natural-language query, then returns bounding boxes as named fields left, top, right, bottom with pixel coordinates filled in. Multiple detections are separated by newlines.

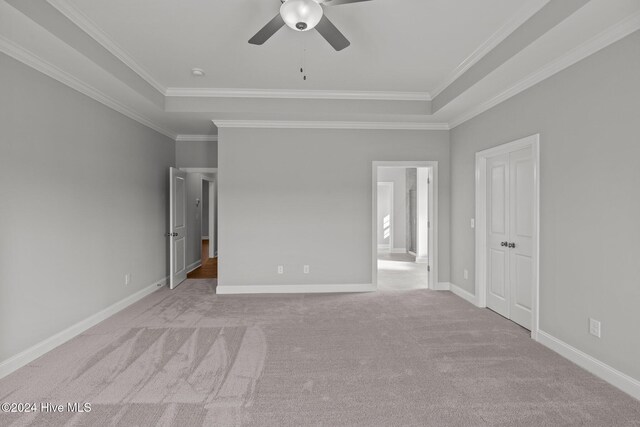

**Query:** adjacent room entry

left=476, top=135, right=540, bottom=332
left=169, top=168, right=218, bottom=289
left=188, top=175, right=217, bottom=279
left=373, top=162, right=438, bottom=291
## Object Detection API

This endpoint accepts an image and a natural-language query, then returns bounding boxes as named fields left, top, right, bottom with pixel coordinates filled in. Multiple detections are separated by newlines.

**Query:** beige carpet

left=1, top=280, right=639, bottom=426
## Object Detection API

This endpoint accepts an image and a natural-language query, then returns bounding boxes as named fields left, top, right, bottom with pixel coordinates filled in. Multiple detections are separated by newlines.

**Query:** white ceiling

left=64, top=0, right=530, bottom=93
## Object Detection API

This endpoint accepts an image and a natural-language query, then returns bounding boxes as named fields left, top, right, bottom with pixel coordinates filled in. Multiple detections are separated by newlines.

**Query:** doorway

left=173, top=168, right=217, bottom=281
left=475, top=135, right=539, bottom=336
left=372, top=162, right=438, bottom=290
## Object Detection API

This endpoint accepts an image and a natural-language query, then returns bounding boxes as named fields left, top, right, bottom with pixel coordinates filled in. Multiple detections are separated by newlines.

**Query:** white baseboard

left=391, top=248, right=407, bottom=254
left=377, top=244, right=390, bottom=253
left=449, top=282, right=480, bottom=306
left=537, top=330, right=640, bottom=401
left=186, top=260, right=202, bottom=274
left=434, top=282, right=451, bottom=291
left=217, top=283, right=375, bottom=295
left=408, top=251, right=416, bottom=256
left=0, top=276, right=167, bottom=380
left=415, top=256, right=429, bottom=264
left=201, top=236, right=209, bottom=240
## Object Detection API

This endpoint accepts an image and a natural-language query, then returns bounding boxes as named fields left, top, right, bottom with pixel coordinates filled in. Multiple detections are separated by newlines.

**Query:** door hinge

left=427, top=178, right=431, bottom=184
left=427, top=265, right=431, bottom=272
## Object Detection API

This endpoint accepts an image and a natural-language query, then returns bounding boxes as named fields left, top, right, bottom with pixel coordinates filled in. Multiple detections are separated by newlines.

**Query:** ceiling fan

left=249, top=0, right=372, bottom=51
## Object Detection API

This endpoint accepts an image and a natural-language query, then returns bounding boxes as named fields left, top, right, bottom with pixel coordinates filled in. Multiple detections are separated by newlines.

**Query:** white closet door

left=508, top=147, right=534, bottom=329
left=486, top=153, right=510, bottom=318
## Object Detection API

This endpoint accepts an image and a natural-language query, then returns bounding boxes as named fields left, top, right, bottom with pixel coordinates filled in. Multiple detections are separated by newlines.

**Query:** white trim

left=202, top=236, right=209, bottom=240
left=408, top=250, right=417, bottom=256
left=169, top=87, right=431, bottom=101
left=175, top=135, right=218, bottom=142
left=431, top=0, right=550, bottom=98
left=390, top=248, right=407, bottom=254
left=449, top=283, right=480, bottom=306
left=377, top=244, right=390, bottom=252
left=0, top=35, right=176, bottom=139
left=0, top=276, right=167, bottom=380
left=179, top=168, right=218, bottom=174
left=217, top=283, right=376, bottom=295
left=537, top=330, right=640, bottom=401
left=475, top=134, right=540, bottom=338
left=415, top=256, right=429, bottom=264
left=434, top=282, right=451, bottom=291
left=372, top=161, right=438, bottom=290
left=213, top=120, right=449, bottom=130
left=186, top=260, right=201, bottom=274
left=47, top=0, right=167, bottom=94
left=449, top=11, right=640, bottom=128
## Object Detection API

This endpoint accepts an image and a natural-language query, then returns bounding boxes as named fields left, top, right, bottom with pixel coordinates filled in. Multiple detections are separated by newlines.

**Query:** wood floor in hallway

left=187, top=239, right=217, bottom=279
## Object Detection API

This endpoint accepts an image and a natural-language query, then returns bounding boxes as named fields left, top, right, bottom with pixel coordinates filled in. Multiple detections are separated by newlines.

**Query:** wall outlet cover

left=589, top=318, right=601, bottom=338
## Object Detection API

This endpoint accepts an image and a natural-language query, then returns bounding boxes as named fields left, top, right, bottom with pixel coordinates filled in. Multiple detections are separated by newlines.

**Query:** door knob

left=501, top=241, right=508, bottom=247
left=508, top=242, right=516, bottom=248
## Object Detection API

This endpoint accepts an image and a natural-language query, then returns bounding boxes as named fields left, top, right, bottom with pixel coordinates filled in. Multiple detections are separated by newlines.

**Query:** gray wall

left=218, top=128, right=450, bottom=286
left=406, top=168, right=417, bottom=253
left=450, top=31, right=640, bottom=381
left=185, top=173, right=204, bottom=268
left=176, top=141, right=218, bottom=168
left=377, top=168, right=407, bottom=250
left=202, top=180, right=209, bottom=237
left=0, top=53, right=175, bottom=363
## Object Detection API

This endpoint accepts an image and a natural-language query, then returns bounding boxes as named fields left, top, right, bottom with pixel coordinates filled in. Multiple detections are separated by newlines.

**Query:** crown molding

left=213, top=120, right=449, bottom=130
left=0, top=35, right=177, bottom=140
left=175, top=135, right=218, bottom=142
left=430, top=0, right=550, bottom=99
left=47, top=0, right=167, bottom=94
left=167, top=87, right=431, bottom=101
left=449, top=11, right=640, bottom=129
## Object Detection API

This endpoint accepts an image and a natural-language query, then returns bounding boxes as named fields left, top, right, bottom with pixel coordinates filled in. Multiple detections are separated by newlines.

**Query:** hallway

left=187, top=239, right=217, bottom=279
left=377, top=252, right=428, bottom=291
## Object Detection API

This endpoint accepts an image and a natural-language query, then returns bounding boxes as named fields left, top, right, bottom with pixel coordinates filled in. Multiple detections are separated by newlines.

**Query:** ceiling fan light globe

left=280, top=0, right=323, bottom=32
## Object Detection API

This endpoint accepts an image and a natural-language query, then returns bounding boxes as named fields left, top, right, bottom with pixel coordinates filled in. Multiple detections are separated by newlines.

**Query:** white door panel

left=509, top=147, right=534, bottom=329
left=486, top=154, right=510, bottom=318
left=170, top=167, right=187, bottom=289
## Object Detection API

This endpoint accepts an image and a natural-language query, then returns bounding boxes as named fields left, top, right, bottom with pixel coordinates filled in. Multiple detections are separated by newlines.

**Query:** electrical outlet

left=470, top=218, right=475, bottom=228
left=277, top=265, right=284, bottom=275
left=124, top=273, right=131, bottom=285
left=463, top=269, right=468, bottom=280
left=303, top=265, right=310, bottom=274
left=589, top=318, right=601, bottom=338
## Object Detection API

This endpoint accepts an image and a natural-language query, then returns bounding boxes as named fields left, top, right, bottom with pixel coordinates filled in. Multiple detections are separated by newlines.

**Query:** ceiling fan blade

left=315, top=15, right=350, bottom=51
left=248, top=14, right=285, bottom=45
left=323, top=0, right=372, bottom=6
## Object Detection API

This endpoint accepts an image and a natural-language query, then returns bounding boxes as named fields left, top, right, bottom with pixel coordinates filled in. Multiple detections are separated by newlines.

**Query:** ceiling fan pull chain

left=300, top=39, right=308, bottom=81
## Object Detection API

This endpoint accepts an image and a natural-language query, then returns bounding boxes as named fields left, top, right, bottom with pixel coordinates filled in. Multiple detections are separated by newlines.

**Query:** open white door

left=169, top=167, right=187, bottom=289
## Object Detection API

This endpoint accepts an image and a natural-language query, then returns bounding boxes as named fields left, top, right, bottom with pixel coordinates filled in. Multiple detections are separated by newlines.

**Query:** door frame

left=372, top=161, right=438, bottom=289
left=376, top=181, right=394, bottom=253
left=475, top=134, right=540, bottom=339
